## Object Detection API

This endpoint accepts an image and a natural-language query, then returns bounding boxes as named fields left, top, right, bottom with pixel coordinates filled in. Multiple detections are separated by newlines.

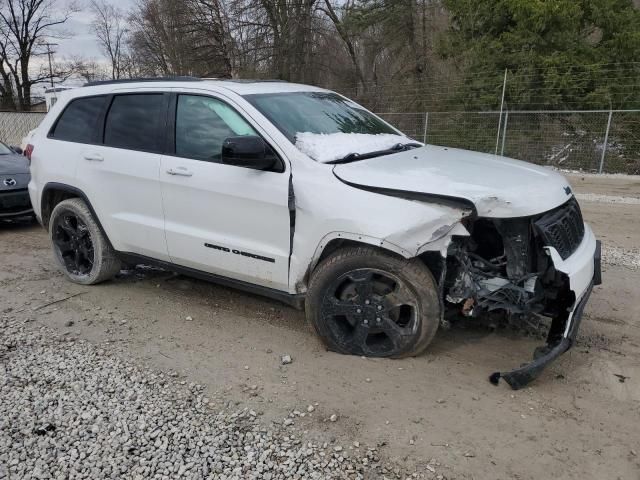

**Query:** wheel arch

left=297, top=233, right=411, bottom=292
left=298, top=232, right=450, bottom=294
left=41, top=183, right=114, bottom=249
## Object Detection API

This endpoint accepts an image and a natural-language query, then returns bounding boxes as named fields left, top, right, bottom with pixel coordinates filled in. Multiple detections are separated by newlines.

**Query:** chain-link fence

left=0, top=111, right=46, bottom=147
left=377, top=110, right=640, bottom=174
left=0, top=108, right=638, bottom=174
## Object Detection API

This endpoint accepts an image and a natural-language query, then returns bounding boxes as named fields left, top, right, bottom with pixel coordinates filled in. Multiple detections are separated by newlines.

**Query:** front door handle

left=166, top=167, right=193, bottom=177
left=83, top=154, right=104, bottom=162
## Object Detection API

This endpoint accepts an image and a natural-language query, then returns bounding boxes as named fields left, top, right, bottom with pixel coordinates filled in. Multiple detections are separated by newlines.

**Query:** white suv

left=28, top=78, right=601, bottom=389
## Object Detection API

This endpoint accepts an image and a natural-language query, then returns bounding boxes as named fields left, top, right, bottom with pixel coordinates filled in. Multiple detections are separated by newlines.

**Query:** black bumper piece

left=0, top=189, right=33, bottom=219
left=593, top=240, right=602, bottom=286
left=489, top=278, right=595, bottom=390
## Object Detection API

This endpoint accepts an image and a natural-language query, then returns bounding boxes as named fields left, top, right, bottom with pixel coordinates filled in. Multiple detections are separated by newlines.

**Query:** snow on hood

left=295, top=132, right=410, bottom=163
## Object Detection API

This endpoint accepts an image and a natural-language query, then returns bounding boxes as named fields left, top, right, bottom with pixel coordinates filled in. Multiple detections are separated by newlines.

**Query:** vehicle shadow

left=0, top=216, right=38, bottom=232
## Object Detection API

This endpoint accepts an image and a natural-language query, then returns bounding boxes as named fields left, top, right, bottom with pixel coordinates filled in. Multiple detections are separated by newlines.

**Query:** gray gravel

left=602, top=244, right=640, bottom=270
left=575, top=193, right=640, bottom=205
left=0, top=317, right=417, bottom=480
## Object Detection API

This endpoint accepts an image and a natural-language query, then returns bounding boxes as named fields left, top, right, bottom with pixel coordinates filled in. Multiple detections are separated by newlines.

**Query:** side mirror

left=221, top=136, right=278, bottom=171
left=11, top=146, right=23, bottom=155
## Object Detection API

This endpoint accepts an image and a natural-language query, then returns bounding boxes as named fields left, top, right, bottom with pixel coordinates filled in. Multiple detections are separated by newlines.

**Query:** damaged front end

left=442, top=197, right=600, bottom=389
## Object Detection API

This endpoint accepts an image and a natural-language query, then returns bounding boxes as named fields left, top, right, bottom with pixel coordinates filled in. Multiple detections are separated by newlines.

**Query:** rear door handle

left=83, top=154, right=104, bottom=162
left=166, top=167, right=193, bottom=177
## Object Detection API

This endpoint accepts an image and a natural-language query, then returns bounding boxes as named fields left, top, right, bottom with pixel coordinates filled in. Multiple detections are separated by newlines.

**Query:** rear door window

left=50, top=96, right=107, bottom=143
left=104, top=94, right=165, bottom=152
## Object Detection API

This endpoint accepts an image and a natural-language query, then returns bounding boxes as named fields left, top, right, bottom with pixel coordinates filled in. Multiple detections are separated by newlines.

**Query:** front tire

left=49, top=198, right=121, bottom=285
left=306, top=247, right=441, bottom=358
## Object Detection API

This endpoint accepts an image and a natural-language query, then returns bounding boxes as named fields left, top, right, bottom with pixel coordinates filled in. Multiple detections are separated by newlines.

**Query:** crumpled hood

left=0, top=153, right=30, bottom=175
left=333, top=145, right=573, bottom=218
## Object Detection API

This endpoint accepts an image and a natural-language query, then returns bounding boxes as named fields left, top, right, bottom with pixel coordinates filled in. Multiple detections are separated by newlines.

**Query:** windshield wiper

left=326, top=142, right=423, bottom=165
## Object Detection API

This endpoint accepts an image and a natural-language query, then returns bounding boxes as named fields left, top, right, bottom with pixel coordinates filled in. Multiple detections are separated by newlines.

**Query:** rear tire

left=306, top=246, right=441, bottom=358
left=49, top=198, right=121, bottom=285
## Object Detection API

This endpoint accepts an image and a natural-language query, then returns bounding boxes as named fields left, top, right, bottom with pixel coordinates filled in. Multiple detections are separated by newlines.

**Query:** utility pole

left=43, top=42, right=58, bottom=88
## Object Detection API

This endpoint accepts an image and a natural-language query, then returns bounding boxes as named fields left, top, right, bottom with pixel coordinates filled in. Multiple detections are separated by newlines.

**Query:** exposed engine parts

left=439, top=199, right=593, bottom=389
left=445, top=218, right=546, bottom=318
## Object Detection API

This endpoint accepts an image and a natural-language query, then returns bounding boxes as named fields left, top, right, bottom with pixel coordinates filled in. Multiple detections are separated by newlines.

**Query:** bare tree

left=90, top=0, right=129, bottom=80
left=0, top=0, right=77, bottom=110
left=319, top=0, right=365, bottom=92
left=69, top=56, right=109, bottom=83
left=188, top=0, right=234, bottom=77
left=128, top=0, right=232, bottom=77
left=227, top=0, right=319, bottom=82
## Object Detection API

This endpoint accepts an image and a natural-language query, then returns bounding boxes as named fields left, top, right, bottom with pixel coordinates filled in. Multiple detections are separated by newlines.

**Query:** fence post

left=500, top=111, right=509, bottom=156
left=599, top=110, right=613, bottom=174
left=495, top=69, right=508, bottom=155
left=423, top=112, right=429, bottom=143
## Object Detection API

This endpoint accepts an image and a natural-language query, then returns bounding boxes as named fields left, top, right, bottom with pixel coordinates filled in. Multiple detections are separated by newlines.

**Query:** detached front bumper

left=0, top=188, right=33, bottom=219
left=490, top=225, right=601, bottom=389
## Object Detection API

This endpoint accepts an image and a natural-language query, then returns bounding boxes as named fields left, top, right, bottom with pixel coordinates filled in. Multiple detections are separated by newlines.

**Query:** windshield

left=245, top=92, right=397, bottom=140
left=244, top=91, right=409, bottom=163
left=0, top=142, right=13, bottom=155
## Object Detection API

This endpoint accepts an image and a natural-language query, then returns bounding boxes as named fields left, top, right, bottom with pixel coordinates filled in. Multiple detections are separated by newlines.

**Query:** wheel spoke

left=382, top=285, right=416, bottom=309
left=74, top=249, right=82, bottom=270
left=349, top=271, right=374, bottom=299
left=352, top=323, right=370, bottom=349
left=379, top=314, right=414, bottom=338
left=59, top=216, right=77, bottom=235
left=77, top=224, right=90, bottom=239
left=323, top=296, right=362, bottom=325
left=79, top=244, right=94, bottom=266
left=55, top=240, right=74, bottom=254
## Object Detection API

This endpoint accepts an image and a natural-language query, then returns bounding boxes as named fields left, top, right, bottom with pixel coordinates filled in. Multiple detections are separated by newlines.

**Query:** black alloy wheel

left=52, top=212, right=95, bottom=276
left=320, top=268, right=420, bottom=356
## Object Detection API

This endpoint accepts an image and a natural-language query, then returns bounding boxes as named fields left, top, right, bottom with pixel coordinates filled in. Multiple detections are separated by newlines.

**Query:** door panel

left=78, top=145, right=168, bottom=260
left=160, top=94, right=291, bottom=290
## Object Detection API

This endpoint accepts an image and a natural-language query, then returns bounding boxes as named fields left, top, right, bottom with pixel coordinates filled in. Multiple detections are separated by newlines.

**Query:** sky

left=54, top=0, right=137, bottom=60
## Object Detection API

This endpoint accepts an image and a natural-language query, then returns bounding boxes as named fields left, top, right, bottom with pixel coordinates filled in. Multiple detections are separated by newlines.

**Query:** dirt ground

left=1, top=172, right=639, bottom=480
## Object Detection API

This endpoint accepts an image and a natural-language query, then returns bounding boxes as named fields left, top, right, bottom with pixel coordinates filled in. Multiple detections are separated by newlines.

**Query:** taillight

left=25, top=144, right=34, bottom=164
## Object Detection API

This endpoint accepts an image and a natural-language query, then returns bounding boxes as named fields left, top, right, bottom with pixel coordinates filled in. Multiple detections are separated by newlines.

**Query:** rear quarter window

left=104, top=94, right=165, bottom=152
left=50, top=96, right=107, bottom=143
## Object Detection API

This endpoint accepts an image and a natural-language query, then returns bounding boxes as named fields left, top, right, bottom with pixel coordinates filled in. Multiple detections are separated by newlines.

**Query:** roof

left=80, top=77, right=328, bottom=96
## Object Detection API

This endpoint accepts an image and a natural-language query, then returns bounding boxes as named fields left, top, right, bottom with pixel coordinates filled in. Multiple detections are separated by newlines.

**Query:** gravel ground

left=574, top=193, right=640, bottom=205
left=0, top=316, right=419, bottom=480
left=601, top=244, right=640, bottom=270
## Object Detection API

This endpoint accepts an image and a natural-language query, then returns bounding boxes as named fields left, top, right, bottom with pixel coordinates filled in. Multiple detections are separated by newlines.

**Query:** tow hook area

left=489, top=280, right=594, bottom=390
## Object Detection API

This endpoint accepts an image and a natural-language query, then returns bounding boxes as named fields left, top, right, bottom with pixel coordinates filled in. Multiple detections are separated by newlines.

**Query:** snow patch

left=295, top=132, right=411, bottom=163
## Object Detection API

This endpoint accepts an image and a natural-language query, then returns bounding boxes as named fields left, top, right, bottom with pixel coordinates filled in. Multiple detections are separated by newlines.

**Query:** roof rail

left=225, top=79, right=289, bottom=83
left=84, top=76, right=203, bottom=87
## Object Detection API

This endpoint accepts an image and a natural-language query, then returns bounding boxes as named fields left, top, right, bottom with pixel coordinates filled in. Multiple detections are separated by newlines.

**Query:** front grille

left=534, top=197, right=585, bottom=260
